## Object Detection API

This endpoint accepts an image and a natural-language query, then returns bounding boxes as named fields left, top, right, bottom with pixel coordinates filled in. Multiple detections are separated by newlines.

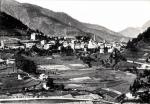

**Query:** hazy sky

left=16, top=0, right=150, bottom=32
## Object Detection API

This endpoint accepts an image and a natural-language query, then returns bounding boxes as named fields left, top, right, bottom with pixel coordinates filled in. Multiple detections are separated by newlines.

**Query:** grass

left=0, top=53, right=137, bottom=102
left=23, top=56, right=60, bottom=65
left=53, top=68, right=136, bottom=94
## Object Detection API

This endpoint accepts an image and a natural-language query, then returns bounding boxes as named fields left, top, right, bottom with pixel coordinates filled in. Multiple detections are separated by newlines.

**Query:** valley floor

left=0, top=54, right=136, bottom=104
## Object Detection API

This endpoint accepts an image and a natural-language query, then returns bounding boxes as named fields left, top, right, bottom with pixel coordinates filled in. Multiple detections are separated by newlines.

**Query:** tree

left=110, top=48, right=126, bottom=68
left=15, top=52, right=37, bottom=74
left=129, top=70, right=150, bottom=103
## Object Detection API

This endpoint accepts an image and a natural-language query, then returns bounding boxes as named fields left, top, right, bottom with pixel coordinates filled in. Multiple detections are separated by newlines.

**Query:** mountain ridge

left=120, top=20, right=150, bottom=38
left=0, top=11, right=32, bottom=39
left=83, top=23, right=124, bottom=37
left=0, top=0, right=128, bottom=42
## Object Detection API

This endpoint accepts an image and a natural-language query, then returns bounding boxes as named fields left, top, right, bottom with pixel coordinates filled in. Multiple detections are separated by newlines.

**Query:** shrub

left=15, top=53, right=37, bottom=74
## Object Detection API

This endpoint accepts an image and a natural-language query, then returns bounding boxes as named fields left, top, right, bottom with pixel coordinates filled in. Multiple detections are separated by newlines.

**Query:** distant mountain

left=142, top=20, right=150, bottom=31
left=0, top=0, right=128, bottom=42
left=84, top=23, right=121, bottom=36
left=120, top=27, right=142, bottom=38
left=84, top=23, right=128, bottom=42
left=120, top=20, right=150, bottom=38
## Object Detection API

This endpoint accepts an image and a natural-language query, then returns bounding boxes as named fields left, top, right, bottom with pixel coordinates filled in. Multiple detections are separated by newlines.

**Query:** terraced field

left=31, top=54, right=136, bottom=94
left=0, top=54, right=136, bottom=103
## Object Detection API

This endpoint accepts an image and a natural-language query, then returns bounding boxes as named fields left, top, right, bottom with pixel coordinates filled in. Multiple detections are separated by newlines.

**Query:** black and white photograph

left=0, top=0, right=150, bottom=103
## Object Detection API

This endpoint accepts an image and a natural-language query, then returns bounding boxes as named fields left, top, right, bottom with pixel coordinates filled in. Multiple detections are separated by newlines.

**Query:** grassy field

left=0, top=54, right=136, bottom=102
left=23, top=54, right=136, bottom=93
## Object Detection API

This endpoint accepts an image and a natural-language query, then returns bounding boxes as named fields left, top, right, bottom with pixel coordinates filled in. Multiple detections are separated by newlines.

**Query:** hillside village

left=0, top=12, right=150, bottom=104
left=0, top=0, right=150, bottom=104
left=0, top=32, right=126, bottom=53
left=0, top=20, right=149, bottom=104
left=0, top=29, right=133, bottom=103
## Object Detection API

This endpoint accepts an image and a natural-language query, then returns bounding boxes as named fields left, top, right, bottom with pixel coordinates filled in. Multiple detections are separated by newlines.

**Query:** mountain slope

left=84, top=23, right=127, bottom=42
left=0, top=11, right=32, bottom=39
left=0, top=0, right=128, bottom=42
left=84, top=23, right=122, bottom=36
left=120, top=20, right=150, bottom=38
left=142, top=20, right=150, bottom=31
left=124, top=27, right=150, bottom=61
left=120, top=27, right=142, bottom=38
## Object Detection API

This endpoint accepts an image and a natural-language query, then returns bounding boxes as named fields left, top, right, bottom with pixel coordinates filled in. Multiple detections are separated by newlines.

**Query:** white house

left=98, top=42, right=104, bottom=46
left=31, top=33, right=36, bottom=40
left=8, top=45, right=25, bottom=49
left=63, top=42, right=69, bottom=48
left=39, top=74, right=48, bottom=80
left=100, top=48, right=104, bottom=53
left=0, top=59, right=5, bottom=65
left=99, top=44, right=105, bottom=53
left=41, top=40, right=46, bottom=45
left=0, top=40, right=4, bottom=49
left=88, top=40, right=98, bottom=49
left=6, top=59, right=15, bottom=65
left=48, top=40, right=56, bottom=45
left=43, top=44, right=51, bottom=50
left=80, top=42, right=85, bottom=49
left=20, top=40, right=38, bottom=49
left=112, top=42, right=121, bottom=51
left=24, top=43, right=35, bottom=49
left=70, top=43, right=75, bottom=50
left=108, top=47, right=114, bottom=53
left=74, top=43, right=81, bottom=50
left=137, top=64, right=150, bottom=70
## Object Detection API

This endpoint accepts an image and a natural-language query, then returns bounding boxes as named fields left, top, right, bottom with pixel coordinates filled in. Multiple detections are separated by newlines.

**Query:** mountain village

left=0, top=28, right=149, bottom=104
left=0, top=0, right=150, bottom=104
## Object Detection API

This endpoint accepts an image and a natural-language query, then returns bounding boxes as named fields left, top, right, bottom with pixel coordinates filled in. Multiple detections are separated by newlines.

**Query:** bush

left=15, top=53, right=37, bottom=74
left=129, top=70, right=150, bottom=103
